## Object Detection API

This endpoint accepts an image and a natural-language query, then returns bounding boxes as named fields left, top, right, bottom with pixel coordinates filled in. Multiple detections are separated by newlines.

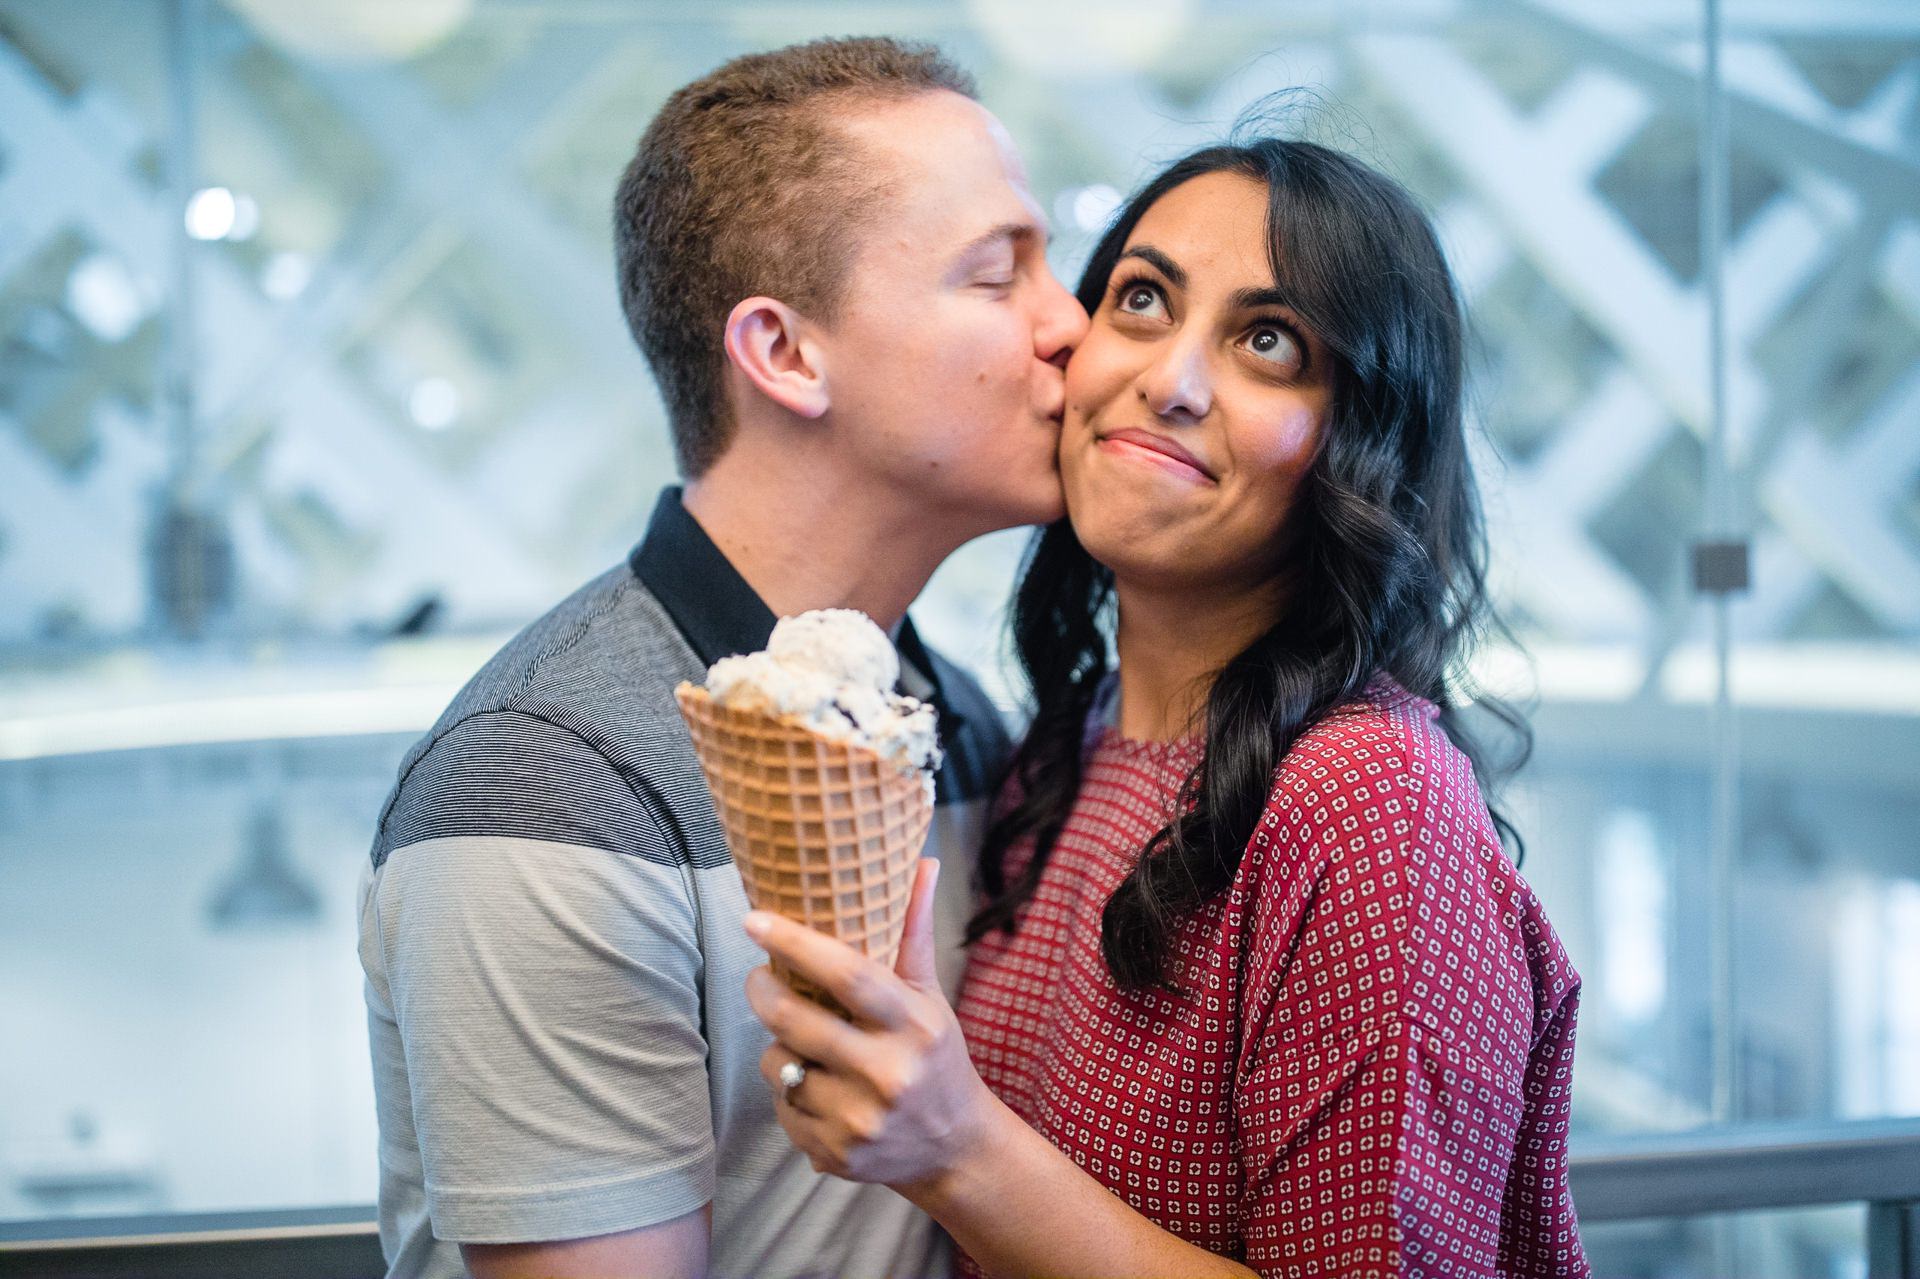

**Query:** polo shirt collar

left=628, top=486, right=964, bottom=742
left=629, top=486, right=776, bottom=670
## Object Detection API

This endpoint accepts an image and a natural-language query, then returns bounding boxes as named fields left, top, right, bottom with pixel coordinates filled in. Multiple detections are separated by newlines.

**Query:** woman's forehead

left=1125, top=173, right=1277, bottom=289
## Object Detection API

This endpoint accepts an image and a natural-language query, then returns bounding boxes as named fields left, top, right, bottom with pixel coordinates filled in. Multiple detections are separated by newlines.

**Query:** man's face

left=820, top=92, right=1088, bottom=535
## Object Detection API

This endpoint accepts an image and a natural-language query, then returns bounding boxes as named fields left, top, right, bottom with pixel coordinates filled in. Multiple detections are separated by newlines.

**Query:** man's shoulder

left=442, top=561, right=699, bottom=729
left=372, top=562, right=717, bottom=868
left=915, top=638, right=1013, bottom=805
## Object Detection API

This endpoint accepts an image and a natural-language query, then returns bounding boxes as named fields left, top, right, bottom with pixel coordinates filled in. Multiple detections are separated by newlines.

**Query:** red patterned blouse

left=954, top=684, right=1589, bottom=1278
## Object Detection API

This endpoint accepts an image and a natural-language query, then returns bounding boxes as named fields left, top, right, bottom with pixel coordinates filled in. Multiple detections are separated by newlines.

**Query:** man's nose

left=1034, top=268, right=1089, bottom=365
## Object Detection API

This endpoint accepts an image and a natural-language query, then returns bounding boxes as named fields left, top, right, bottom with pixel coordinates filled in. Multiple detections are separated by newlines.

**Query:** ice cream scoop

left=700, top=609, right=940, bottom=779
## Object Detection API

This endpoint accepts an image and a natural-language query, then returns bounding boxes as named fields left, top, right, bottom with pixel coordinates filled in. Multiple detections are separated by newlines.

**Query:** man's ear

left=722, top=297, right=829, bottom=420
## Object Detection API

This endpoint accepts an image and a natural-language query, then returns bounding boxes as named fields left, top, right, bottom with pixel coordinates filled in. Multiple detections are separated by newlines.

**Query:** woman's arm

left=743, top=860, right=1257, bottom=1279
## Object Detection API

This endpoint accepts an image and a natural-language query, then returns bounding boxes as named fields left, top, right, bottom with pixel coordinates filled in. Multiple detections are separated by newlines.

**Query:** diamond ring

left=778, top=1059, right=807, bottom=1103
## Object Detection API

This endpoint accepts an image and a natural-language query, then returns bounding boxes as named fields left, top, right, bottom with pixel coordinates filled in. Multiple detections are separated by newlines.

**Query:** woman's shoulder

left=1239, top=678, right=1516, bottom=912
left=1265, top=679, right=1470, bottom=817
left=1234, top=683, right=1577, bottom=1050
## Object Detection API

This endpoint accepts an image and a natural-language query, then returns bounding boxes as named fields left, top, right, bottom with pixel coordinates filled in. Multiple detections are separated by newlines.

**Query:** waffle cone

left=675, top=683, right=933, bottom=1017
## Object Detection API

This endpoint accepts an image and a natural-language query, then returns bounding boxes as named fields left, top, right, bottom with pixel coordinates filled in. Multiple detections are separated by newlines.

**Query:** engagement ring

left=778, top=1059, right=807, bottom=1103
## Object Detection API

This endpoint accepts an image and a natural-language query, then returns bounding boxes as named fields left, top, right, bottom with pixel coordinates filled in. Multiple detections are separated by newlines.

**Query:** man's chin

left=1022, top=454, right=1068, bottom=527
left=1018, top=485, right=1068, bottom=529
left=970, top=483, right=1065, bottom=536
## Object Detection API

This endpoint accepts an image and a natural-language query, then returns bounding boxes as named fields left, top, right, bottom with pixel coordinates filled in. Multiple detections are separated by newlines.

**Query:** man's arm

left=462, top=1204, right=710, bottom=1279
left=368, top=713, right=718, bottom=1255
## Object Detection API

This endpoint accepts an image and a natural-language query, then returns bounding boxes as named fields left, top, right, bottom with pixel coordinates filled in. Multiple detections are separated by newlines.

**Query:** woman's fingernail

left=743, top=911, right=772, bottom=941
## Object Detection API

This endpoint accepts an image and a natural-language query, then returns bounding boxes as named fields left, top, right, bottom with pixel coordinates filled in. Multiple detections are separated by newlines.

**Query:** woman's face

left=1060, top=172, right=1333, bottom=596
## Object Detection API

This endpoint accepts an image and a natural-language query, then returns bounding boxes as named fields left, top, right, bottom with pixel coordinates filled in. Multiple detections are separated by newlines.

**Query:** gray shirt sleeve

left=360, top=711, right=715, bottom=1243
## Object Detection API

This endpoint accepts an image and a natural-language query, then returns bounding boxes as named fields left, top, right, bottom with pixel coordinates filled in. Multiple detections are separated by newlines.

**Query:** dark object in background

left=207, top=803, right=320, bottom=931
left=1692, top=539, right=1751, bottom=595
left=388, top=595, right=442, bottom=637
left=146, top=502, right=235, bottom=640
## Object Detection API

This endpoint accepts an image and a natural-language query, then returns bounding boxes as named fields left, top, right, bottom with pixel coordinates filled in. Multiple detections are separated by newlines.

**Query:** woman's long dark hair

left=965, top=134, right=1532, bottom=991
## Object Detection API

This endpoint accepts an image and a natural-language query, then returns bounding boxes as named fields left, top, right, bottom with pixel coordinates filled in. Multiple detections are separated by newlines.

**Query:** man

left=356, top=35, right=1086, bottom=1279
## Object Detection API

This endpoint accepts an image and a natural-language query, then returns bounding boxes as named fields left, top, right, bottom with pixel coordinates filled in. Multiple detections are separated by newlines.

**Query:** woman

left=741, top=134, right=1590, bottom=1278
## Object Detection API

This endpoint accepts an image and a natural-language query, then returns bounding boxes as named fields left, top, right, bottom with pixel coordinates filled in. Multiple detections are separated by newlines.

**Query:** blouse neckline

left=1088, top=723, right=1204, bottom=767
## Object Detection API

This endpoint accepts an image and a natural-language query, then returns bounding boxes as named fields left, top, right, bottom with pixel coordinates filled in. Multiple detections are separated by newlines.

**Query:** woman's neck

left=1111, top=574, right=1282, bottom=742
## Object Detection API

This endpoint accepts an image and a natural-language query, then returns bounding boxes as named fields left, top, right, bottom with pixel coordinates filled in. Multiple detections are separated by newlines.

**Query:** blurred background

left=0, top=0, right=1915, bottom=1275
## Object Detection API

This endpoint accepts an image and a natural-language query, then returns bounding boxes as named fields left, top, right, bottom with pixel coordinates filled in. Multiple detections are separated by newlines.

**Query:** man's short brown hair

left=614, top=37, right=977, bottom=477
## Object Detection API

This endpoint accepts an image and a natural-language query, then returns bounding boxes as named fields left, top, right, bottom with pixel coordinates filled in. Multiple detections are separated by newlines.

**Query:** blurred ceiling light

left=967, top=0, right=1196, bottom=78
left=1055, top=183, right=1123, bottom=233
left=65, top=253, right=152, bottom=343
left=260, top=251, right=313, bottom=301
left=185, top=187, right=259, bottom=242
left=0, top=685, right=463, bottom=761
left=408, top=376, right=461, bottom=431
left=185, top=186, right=234, bottom=240
left=222, top=0, right=473, bottom=63
left=1596, top=809, right=1668, bottom=1024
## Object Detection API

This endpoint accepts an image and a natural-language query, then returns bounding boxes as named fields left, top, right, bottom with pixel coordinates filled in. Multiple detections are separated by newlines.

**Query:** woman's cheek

left=1238, top=401, right=1322, bottom=475
left=1063, top=324, right=1126, bottom=404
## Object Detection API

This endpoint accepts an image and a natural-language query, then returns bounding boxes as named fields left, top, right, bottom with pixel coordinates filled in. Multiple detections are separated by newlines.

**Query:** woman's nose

left=1139, top=337, right=1212, bottom=423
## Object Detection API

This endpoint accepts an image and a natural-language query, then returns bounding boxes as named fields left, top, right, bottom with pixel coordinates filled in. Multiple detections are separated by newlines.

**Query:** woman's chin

left=1066, top=518, right=1179, bottom=584
left=1065, top=469, right=1201, bottom=540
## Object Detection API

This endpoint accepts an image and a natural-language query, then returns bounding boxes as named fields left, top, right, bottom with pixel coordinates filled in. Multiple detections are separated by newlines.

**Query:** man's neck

left=681, top=459, right=959, bottom=633
left=1111, top=573, right=1283, bottom=742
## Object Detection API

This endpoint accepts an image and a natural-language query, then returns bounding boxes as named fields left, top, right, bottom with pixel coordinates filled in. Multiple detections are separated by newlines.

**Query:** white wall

left=0, top=741, right=394, bottom=1218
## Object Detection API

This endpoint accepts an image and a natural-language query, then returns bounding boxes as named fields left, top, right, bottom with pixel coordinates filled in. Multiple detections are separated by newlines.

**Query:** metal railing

left=0, top=1204, right=381, bottom=1277
left=1569, top=1117, right=1920, bottom=1277
left=3, top=1120, right=1918, bottom=1277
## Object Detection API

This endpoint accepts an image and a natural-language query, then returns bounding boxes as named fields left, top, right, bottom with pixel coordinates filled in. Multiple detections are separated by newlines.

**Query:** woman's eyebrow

left=1230, top=285, right=1298, bottom=311
left=1117, top=245, right=1185, bottom=290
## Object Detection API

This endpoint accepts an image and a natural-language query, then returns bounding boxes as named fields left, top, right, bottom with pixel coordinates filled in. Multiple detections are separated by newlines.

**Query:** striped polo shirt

left=356, top=486, right=1010, bottom=1279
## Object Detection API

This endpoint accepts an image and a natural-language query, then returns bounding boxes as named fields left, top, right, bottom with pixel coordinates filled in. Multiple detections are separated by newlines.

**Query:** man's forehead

left=983, top=118, right=1047, bottom=235
left=839, top=93, right=1023, bottom=187
left=840, top=95, right=1046, bottom=243
left=977, top=107, right=1030, bottom=185
left=939, top=193, right=1048, bottom=263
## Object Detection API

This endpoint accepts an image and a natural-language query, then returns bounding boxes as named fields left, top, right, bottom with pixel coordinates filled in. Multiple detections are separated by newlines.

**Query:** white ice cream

left=700, top=609, right=941, bottom=777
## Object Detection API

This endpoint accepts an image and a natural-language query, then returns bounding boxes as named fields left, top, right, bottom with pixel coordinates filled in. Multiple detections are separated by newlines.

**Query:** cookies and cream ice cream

left=696, top=608, right=941, bottom=779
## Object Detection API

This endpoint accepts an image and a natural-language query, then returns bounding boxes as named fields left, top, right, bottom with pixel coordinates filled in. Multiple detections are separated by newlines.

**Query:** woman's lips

left=1096, top=428, right=1215, bottom=483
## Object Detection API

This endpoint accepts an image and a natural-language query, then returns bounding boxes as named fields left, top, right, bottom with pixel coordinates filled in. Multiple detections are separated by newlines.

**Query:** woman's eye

left=1118, top=284, right=1167, bottom=319
left=1245, top=324, right=1302, bottom=367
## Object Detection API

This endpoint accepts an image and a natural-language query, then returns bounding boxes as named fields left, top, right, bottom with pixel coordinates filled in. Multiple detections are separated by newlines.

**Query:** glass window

left=2, top=3, right=1915, bottom=1270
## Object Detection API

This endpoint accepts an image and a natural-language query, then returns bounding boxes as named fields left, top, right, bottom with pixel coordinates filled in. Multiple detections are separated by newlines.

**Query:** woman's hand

left=742, top=859, right=1003, bottom=1193
left=745, top=860, right=1256, bottom=1279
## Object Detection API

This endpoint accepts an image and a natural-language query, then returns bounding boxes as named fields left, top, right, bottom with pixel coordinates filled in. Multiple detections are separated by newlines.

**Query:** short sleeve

left=1229, top=703, right=1587, bottom=1277
left=360, top=711, right=715, bottom=1243
left=1498, top=980, right=1587, bottom=1275
left=1235, top=1011, right=1525, bottom=1275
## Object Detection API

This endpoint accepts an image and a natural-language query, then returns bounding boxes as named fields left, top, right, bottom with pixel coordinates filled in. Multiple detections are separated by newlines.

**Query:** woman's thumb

left=894, top=857, right=941, bottom=990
